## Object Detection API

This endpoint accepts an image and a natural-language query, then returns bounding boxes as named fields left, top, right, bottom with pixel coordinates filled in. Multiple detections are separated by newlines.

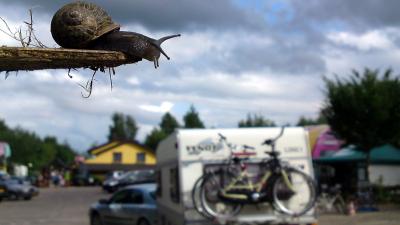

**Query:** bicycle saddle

left=262, top=139, right=274, bottom=146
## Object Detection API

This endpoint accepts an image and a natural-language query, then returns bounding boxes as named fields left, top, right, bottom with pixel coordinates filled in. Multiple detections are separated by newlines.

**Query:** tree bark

left=0, top=47, right=141, bottom=72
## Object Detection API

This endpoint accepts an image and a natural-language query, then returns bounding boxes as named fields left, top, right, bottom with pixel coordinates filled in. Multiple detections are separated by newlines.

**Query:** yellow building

left=83, top=140, right=156, bottom=180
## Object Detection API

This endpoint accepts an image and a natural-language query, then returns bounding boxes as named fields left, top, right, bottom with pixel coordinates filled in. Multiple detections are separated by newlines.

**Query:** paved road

left=319, top=210, right=400, bottom=225
left=0, top=187, right=107, bottom=225
left=0, top=187, right=399, bottom=225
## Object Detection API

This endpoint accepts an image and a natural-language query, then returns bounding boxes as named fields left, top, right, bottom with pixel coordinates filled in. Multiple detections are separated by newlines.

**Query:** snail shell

left=51, top=1, right=120, bottom=48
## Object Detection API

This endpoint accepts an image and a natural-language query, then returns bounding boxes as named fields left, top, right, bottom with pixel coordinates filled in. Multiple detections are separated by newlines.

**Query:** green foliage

left=144, top=112, right=180, bottom=151
left=183, top=105, right=205, bottom=128
left=160, top=112, right=180, bottom=134
left=374, top=176, right=392, bottom=203
left=0, top=119, right=76, bottom=171
left=238, top=113, right=276, bottom=127
left=296, top=113, right=326, bottom=126
left=322, top=68, right=400, bottom=151
left=53, top=142, right=76, bottom=168
left=108, top=112, right=138, bottom=141
left=144, top=128, right=166, bottom=151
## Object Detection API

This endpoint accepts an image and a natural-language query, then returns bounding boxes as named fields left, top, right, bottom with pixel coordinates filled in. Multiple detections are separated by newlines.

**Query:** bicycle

left=192, top=137, right=256, bottom=219
left=316, top=184, right=346, bottom=214
left=193, top=127, right=317, bottom=219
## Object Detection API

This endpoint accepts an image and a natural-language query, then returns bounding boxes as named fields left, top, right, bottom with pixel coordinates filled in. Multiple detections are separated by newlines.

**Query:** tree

left=144, top=112, right=180, bottom=151
left=144, top=128, right=166, bottom=151
left=160, top=112, right=180, bottom=134
left=238, top=113, right=276, bottom=127
left=183, top=105, right=205, bottom=128
left=296, top=113, right=326, bottom=126
left=108, top=112, right=138, bottom=141
left=0, top=119, right=76, bottom=171
left=322, top=68, right=400, bottom=180
left=53, top=142, right=76, bottom=168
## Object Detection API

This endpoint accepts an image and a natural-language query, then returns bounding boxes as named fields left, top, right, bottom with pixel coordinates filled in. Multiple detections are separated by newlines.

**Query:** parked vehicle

left=156, top=127, right=317, bottom=225
left=90, top=183, right=157, bottom=225
left=0, top=182, right=6, bottom=202
left=105, top=170, right=124, bottom=180
left=0, top=177, right=39, bottom=200
left=102, top=170, right=155, bottom=193
left=0, top=172, right=10, bottom=202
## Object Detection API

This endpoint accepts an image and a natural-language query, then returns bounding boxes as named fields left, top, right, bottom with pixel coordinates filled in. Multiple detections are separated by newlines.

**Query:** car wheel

left=10, top=193, right=19, bottom=200
left=138, top=218, right=150, bottom=225
left=91, top=214, right=103, bottom=225
left=23, top=196, right=32, bottom=201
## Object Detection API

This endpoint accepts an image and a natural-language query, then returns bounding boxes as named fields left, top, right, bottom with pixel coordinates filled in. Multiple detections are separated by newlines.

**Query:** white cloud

left=327, top=29, right=395, bottom=51
left=139, top=101, right=174, bottom=113
left=127, top=77, right=140, bottom=86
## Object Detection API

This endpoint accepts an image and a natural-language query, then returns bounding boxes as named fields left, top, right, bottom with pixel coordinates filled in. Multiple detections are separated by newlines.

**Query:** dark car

left=102, top=170, right=155, bottom=193
left=0, top=172, right=8, bottom=201
left=90, top=183, right=157, bottom=225
left=0, top=182, right=6, bottom=202
left=0, top=177, right=39, bottom=200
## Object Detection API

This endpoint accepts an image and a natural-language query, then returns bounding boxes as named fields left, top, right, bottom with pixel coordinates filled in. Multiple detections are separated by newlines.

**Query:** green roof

left=370, top=145, right=400, bottom=164
left=314, top=144, right=400, bottom=164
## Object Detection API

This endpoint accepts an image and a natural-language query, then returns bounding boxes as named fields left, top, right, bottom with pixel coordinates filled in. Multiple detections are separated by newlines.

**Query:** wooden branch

left=0, top=47, right=141, bottom=72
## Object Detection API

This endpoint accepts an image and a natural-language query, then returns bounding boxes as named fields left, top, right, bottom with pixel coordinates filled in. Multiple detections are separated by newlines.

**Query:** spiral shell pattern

left=51, top=1, right=120, bottom=48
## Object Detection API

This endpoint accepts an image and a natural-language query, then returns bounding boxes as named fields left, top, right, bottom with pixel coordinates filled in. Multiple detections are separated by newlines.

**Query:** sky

left=1, top=0, right=400, bottom=152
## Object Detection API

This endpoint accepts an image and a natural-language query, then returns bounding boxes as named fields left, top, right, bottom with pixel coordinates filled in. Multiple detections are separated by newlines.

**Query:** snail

left=51, top=1, right=180, bottom=68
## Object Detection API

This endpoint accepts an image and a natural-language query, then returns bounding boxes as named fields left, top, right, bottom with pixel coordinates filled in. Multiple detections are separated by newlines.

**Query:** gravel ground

left=0, top=187, right=107, bottom=225
left=0, top=187, right=398, bottom=225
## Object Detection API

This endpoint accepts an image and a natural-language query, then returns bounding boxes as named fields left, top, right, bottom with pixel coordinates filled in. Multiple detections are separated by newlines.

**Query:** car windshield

left=119, top=171, right=138, bottom=180
left=0, top=173, right=10, bottom=181
left=6, top=179, right=20, bottom=185
left=119, top=170, right=154, bottom=181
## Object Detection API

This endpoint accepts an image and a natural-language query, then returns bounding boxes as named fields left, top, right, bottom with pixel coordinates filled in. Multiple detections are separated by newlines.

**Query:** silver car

left=0, top=177, right=39, bottom=200
left=90, top=183, right=157, bottom=225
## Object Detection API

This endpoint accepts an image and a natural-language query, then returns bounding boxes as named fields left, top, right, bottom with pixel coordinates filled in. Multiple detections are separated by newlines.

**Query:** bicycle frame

left=215, top=128, right=296, bottom=203
left=219, top=162, right=295, bottom=202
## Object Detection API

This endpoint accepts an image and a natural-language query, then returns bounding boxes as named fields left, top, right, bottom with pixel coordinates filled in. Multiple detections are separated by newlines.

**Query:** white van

left=156, top=127, right=316, bottom=225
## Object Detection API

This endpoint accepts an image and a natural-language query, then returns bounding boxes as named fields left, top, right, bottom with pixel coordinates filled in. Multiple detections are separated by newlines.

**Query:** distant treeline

left=0, top=119, right=76, bottom=171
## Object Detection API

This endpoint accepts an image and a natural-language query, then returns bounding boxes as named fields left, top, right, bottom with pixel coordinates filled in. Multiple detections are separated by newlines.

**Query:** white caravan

left=156, top=127, right=316, bottom=225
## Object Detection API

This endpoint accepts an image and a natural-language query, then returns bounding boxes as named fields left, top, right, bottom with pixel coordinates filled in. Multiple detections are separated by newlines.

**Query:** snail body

left=51, top=1, right=180, bottom=68
left=90, top=32, right=180, bottom=68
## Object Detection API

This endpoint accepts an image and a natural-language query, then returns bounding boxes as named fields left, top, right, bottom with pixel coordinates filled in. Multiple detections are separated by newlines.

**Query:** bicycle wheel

left=272, top=167, right=316, bottom=216
left=199, top=171, right=242, bottom=219
left=192, top=174, right=212, bottom=218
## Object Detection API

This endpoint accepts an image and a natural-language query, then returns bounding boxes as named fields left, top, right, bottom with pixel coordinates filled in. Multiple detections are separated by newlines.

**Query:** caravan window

left=169, top=167, right=180, bottom=203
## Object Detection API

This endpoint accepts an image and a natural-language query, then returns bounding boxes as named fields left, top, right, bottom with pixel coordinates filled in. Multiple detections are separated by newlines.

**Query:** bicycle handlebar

left=218, top=133, right=255, bottom=152
left=262, top=126, right=285, bottom=146
left=218, top=133, right=227, bottom=140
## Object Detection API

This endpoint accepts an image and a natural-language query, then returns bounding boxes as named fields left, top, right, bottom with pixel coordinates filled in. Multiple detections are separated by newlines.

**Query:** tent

left=314, top=144, right=400, bottom=164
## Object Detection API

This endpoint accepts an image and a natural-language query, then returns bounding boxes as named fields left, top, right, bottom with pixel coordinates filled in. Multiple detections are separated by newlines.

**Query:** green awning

left=314, top=146, right=365, bottom=163
left=370, top=144, right=400, bottom=164
left=314, top=144, right=400, bottom=164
